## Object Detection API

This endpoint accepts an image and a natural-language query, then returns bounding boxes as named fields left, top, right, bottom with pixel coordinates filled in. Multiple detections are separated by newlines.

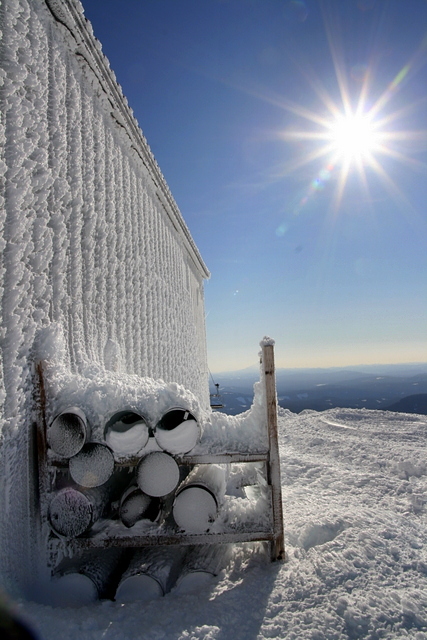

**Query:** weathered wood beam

left=261, top=341, right=285, bottom=561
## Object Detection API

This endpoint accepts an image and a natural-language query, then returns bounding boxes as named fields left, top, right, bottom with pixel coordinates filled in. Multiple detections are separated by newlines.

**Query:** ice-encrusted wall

left=0, top=0, right=210, bottom=593
left=1, top=0, right=210, bottom=419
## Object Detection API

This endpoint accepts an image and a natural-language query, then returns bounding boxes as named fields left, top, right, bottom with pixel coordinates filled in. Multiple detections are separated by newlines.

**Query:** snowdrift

left=13, top=406, right=427, bottom=640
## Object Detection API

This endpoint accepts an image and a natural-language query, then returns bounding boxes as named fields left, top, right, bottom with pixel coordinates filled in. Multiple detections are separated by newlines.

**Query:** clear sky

left=81, top=0, right=427, bottom=373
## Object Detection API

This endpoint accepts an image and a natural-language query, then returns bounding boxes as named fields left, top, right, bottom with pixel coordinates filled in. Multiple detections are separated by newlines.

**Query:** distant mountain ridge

left=387, top=394, right=427, bottom=414
left=210, top=363, right=427, bottom=416
left=213, top=362, right=427, bottom=380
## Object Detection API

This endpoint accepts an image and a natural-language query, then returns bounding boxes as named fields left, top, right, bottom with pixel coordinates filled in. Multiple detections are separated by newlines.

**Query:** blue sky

left=82, top=0, right=427, bottom=372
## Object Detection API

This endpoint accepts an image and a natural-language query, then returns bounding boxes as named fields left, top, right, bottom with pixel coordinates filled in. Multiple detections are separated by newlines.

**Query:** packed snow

left=173, top=487, right=218, bottom=534
left=136, top=452, right=180, bottom=498
left=104, top=412, right=150, bottom=458
left=154, top=411, right=201, bottom=455
left=6, top=406, right=426, bottom=640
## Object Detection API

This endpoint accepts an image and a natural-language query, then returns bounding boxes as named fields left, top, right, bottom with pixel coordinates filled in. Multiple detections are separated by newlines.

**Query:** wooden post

left=261, top=341, right=285, bottom=561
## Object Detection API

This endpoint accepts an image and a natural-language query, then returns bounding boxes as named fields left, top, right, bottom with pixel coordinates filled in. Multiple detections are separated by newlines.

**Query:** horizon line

left=210, top=360, right=427, bottom=375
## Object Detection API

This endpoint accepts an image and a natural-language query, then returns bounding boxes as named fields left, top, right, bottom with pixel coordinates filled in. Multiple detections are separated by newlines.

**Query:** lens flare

left=272, top=25, right=427, bottom=223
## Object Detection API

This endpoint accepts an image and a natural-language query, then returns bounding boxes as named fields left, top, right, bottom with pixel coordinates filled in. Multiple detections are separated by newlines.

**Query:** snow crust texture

left=136, top=451, right=180, bottom=497
left=47, top=408, right=88, bottom=458
left=68, top=443, right=115, bottom=488
left=18, top=408, right=427, bottom=640
left=0, top=0, right=209, bottom=423
left=0, top=0, right=211, bottom=590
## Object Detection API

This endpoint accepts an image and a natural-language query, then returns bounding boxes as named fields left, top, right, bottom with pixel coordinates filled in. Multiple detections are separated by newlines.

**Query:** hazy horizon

left=210, top=358, right=427, bottom=376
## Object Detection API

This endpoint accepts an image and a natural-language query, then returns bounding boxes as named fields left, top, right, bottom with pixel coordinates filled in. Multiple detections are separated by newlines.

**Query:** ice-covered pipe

left=136, top=451, right=180, bottom=497
left=172, top=464, right=227, bottom=533
left=175, top=545, right=233, bottom=594
left=115, top=547, right=185, bottom=603
left=51, top=549, right=124, bottom=606
left=119, top=484, right=160, bottom=528
left=48, top=485, right=110, bottom=538
left=69, top=442, right=115, bottom=488
left=154, top=408, right=200, bottom=454
left=47, top=407, right=89, bottom=458
left=104, top=410, right=150, bottom=460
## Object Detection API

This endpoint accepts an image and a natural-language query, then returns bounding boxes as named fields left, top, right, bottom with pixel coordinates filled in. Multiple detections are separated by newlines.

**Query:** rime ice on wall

left=0, top=0, right=209, bottom=594
left=0, top=0, right=210, bottom=418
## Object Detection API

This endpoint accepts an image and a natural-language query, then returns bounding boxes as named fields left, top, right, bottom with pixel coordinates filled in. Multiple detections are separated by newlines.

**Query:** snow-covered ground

left=13, top=407, right=427, bottom=639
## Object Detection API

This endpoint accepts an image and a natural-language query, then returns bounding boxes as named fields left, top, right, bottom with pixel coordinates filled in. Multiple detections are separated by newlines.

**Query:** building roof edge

left=45, top=0, right=210, bottom=280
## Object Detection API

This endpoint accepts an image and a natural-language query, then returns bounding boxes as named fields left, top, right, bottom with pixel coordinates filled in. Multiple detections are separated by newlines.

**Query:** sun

left=270, top=24, right=427, bottom=217
left=328, top=111, right=379, bottom=165
left=273, top=73, right=425, bottom=217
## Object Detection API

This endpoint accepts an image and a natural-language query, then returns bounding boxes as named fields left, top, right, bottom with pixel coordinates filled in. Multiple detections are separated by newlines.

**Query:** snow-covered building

left=1, top=0, right=211, bottom=416
left=0, top=0, right=210, bottom=592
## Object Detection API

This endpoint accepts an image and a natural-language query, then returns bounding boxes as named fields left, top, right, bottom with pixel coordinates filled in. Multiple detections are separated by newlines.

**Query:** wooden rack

left=35, top=343, right=285, bottom=571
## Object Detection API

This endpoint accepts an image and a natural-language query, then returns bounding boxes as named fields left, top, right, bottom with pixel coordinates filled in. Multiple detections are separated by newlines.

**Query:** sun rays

left=273, top=16, right=427, bottom=221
